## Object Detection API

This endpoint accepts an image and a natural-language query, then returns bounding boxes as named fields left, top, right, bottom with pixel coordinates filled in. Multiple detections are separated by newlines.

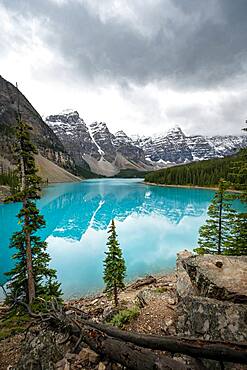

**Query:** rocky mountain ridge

left=46, top=110, right=150, bottom=176
left=134, top=126, right=247, bottom=164
left=46, top=111, right=247, bottom=176
left=0, top=76, right=81, bottom=182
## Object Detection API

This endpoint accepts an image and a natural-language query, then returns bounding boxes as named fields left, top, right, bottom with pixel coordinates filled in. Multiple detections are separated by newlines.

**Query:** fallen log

left=74, top=316, right=247, bottom=365
left=129, top=275, right=157, bottom=289
left=77, top=325, right=188, bottom=370
left=20, top=301, right=247, bottom=367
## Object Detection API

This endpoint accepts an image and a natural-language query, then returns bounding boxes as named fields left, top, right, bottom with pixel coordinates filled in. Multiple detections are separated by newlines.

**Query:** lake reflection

left=0, top=179, right=215, bottom=298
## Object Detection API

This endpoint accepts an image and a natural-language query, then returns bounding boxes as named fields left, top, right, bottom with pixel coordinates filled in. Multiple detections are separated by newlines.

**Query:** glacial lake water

left=0, top=179, right=216, bottom=299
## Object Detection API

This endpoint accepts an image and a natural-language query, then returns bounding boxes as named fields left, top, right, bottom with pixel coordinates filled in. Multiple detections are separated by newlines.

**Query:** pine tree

left=5, top=91, right=61, bottom=304
left=225, top=127, right=247, bottom=255
left=227, top=169, right=247, bottom=256
left=103, top=220, right=126, bottom=306
left=224, top=211, right=247, bottom=255
left=194, top=179, right=236, bottom=255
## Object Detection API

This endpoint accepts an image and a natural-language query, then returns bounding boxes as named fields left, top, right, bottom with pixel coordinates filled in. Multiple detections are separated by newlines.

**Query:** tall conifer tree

left=226, top=127, right=247, bottom=255
left=5, top=88, right=61, bottom=304
left=103, top=220, right=126, bottom=306
left=194, top=179, right=236, bottom=255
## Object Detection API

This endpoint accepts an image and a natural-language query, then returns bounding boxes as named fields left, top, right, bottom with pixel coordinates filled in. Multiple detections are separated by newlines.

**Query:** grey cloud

left=2, top=0, right=247, bottom=89
left=166, top=91, right=247, bottom=136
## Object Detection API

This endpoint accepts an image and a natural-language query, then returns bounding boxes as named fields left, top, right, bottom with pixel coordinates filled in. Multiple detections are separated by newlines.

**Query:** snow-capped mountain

left=134, top=126, right=247, bottom=164
left=46, top=111, right=247, bottom=176
left=46, top=110, right=100, bottom=172
left=46, top=111, right=151, bottom=176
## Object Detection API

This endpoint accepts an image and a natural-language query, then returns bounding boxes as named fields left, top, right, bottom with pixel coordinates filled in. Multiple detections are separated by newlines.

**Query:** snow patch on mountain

left=88, top=124, right=105, bottom=156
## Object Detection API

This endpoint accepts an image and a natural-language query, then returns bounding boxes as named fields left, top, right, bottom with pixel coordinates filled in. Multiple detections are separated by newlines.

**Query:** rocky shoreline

left=0, top=272, right=177, bottom=370
left=0, top=252, right=246, bottom=370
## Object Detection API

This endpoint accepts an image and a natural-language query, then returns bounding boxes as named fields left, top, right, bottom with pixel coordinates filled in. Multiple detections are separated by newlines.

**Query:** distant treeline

left=144, top=149, right=247, bottom=189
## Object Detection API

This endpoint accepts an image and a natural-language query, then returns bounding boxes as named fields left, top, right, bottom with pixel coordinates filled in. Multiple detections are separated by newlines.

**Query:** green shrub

left=110, top=306, right=140, bottom=328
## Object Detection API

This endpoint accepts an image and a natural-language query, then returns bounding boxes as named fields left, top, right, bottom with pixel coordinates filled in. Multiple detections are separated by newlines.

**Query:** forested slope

left=144, top=149, right=247, bottom=190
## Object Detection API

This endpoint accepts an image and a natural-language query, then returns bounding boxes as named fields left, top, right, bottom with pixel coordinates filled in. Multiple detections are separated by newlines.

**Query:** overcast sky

left=1, top=0, right=247, bottom=136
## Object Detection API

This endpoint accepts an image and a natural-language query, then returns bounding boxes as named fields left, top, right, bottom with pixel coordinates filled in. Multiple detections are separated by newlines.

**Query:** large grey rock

left=182, top=254, right=247, bottom=303
left=176, top=252, right=247, bottom=344
left=177, top=296, right=247, bottom=342
left=16, top=329, right=63, bottom=370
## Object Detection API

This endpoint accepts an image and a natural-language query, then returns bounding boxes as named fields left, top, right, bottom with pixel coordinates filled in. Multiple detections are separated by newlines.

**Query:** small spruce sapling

left=103, top=220, right=126, bottom=306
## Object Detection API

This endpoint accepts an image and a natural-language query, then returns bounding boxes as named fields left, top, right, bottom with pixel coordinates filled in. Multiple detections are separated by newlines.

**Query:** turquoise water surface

left=0, top=179, right=215, bottom=299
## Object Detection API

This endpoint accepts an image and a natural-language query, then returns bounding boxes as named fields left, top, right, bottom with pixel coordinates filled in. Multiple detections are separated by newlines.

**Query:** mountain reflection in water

left=0, top=179, right=215, bottom=298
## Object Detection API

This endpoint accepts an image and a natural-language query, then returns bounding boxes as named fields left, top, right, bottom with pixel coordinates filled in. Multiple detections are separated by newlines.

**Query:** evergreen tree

left=225, top=127, right=247, bottom=255
left=103, top=220, right=126, bottom=306
left=224, top=211, right=247, bottom=255
left=5, top=95, right=61, bottom=304
left=194, top=179, right=236, bottom=255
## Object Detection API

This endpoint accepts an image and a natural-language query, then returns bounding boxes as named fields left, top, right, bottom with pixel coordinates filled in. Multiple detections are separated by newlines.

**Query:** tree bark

left=218, top=191, right=223, bottom=254
left=23, top=198, right=35, bottom=304
left=19, top=155, right=25, bottom=193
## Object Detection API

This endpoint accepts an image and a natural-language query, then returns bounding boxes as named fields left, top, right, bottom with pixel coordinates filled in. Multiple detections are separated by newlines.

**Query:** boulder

left=177, top=295, right=247, bottom=342
left=176, top=252, right=247, bottom=343
left=182, top=254, right=247, bottom=303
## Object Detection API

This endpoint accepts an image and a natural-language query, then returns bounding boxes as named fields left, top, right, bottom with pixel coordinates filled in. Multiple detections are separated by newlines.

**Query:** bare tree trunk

left=23, top=198, right=35, bottom=304
left=218, top=192, right=223, bottom=254
left=20, top=155, right=25, bottom=192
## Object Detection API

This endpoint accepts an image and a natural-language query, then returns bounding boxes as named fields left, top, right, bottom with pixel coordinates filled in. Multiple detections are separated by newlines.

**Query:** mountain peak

left=167, top=126, right=185, bottom=137
left=115, top=130, right=128, bottom=138
left=46, top=110, right=84, bottom=126
left=90, top=121, right=110, bottom=133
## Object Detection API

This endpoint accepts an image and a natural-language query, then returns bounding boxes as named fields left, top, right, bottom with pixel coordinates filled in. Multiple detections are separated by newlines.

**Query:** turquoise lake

left=0, top=179, right=216, bottom=299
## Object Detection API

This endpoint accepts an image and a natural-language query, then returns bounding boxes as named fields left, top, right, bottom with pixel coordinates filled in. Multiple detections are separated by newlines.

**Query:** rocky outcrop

left=176, top=252, right=247, bottom=343
left=46, top=110, right=99, bottom=171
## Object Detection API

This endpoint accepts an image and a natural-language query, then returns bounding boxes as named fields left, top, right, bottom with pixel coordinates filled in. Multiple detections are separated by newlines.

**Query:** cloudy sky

left=1, top=0, right=247, bottom=136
